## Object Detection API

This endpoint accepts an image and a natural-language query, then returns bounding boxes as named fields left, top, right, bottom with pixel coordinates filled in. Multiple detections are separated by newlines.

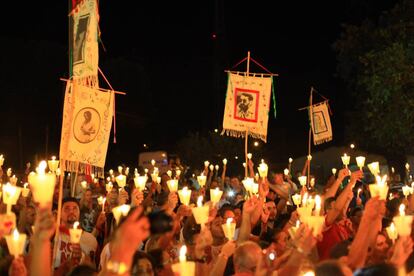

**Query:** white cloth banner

left=221, top=73, right=272, bottom=142
left=72, top=0, right=99, bottom=86
left=310, top=101, right=332, bottom=145
left=60, top=82, right=114, bottom=171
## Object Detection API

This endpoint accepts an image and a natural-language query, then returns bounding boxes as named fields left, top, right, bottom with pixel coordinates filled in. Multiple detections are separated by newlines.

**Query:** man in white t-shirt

left=54, top=197, right=98, bottom=273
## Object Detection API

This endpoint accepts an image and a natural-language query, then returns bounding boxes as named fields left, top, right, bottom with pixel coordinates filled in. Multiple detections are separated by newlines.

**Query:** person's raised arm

left=237, top=197, right=258, bottom=244
left=323, top=168, right=349, bottom=199
left=209, top=241, right=236, bottom=276
left=220, top=163, right=227, bottom=187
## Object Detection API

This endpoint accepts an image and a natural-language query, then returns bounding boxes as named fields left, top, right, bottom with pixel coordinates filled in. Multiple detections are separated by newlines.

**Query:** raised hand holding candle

left=258, top=161, right=268, bottom=178
left=81, top=181, right=88, bottom=190
left=298, top=176, right=307, bottom=187
left=341, top=154, right=350, bottom=168
left=209, top=164, right=214, bottom=172
left=210, top=187, right=223, bottom=206
left=197, top=174, right=206, bottom=188
left=247, top=153, right=252, bottom=160
left=191, top=196, right=210, bottom=227
left=393, top=204, right=413, bottom=237
left=292, top=193, right=301, bottom=206
left=48, top=156, right=59, bottom=173
left=223, top=158, right=228, bottom=165
left=5, top=229, right=27, bottom=258
left=367, top=162, right=380, bottom=176
left=106, top=182, right=113, bottom=194
left=172, top=245, right=195, bottom=276
left=2, top=183, right=22, bottom=213
left=178, top=187, right=191, bottom=206
left=116, top=174, right=126, bottom=189
left=167, top=179, right=178, bottom=193
left=167, top=170, right=172, bottom=178
left=356, top=156, right=366, bottom=170
left=284, top=168, right=289, bottom=176
left=134, top=175, right=148, bottom=191
left=386, top=222, right=398, bottom=243
left=332, top=168, right=337, bottom=175
left=112, top=204, right=131, bottom=225
left=222, top=218, right=236, bottom=240
left=204, top=161, right=210, bottom=168
left=97, top=196, right=106, bottom=213
left=402, top=185, right=411, bottom=199
left=22, top=183, right=30, bottom=197
left=214, top=165, right=219, bottom=171
left=69, top=221, right=83, bottom=244
left=369, top=175, right=388, bottom=200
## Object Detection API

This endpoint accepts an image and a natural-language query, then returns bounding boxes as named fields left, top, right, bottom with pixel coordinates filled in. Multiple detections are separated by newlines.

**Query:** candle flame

left=38, top=161, right=47, bottom=173
left=399, top=204, right=406, bottom=216
left=52, top=156, right=56, bottom=161
left=390, top=222, right=395, bottom=231
left=226, top=218, right=233, bottom=225
left=179, top=245, right=187, bottom=262
left=315, top=195, right=321, bottom=207
left=296, top=220, right=300, bottom=228
left=289, top=158, right=293, bottom=163
left=223, top=158, right=227, bottom=165
left=73, top=221, right=79, bottom=229
left=247, top=153, right=252, bottom=159
left=13, top=229, right=19, bottom=241
left=197, top=196, right=203, bottom=207
left=24, top=183, right=28, bottom=189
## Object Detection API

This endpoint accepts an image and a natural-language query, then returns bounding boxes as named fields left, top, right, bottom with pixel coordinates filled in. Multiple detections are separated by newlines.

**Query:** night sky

left=0, top=0, right=399, bottom=171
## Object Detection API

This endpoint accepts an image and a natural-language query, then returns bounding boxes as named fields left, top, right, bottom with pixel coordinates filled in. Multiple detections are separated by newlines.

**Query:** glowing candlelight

left=284, top=168, right=289, bottom=176
left=81, top=181, right=88, bottom=189
left=223, top=158, right=228, bottom=165
left=106, top=182, right=113, bottom=193
left=210, top=187, right=223, bottom=206
left=369, top=175, right=388, bottom=200
left=251, top=182, right=259, bottom=195
left=332, top=168, right=337, bottom=175
left=48, top=156, right=59, bottom=173
left=116, top=174, right=126, bottom=188
left=356, top=156, right=366, bottom=170
left=6, top=168, right=12, bottom=177
left=176, top=169, right=182, bottom=177
left=406, top=163, right=410, bottom=171
left=118, top=166, right=123, bottom=174
left=204, top=161, right=210, bottom=168
left=192, top=196, right=210, bottom=226
left=292, top=193, right=301, bottom=206
left=5, top=229, right=27, bottom=258
left=209, top=164, right=214, bottom=171
left=306, top=215, right=325, bottom=237
left=402, top=185, right=411, bottom=199
left=197, top=174, right=207, bottom=188
left=156, top=177, right=161, bottom=184
left=289, top=158, right=293, bottom=164
left=341, top=154, right=350, bottom=167
left=134, top=175, right=147, bottom=191
left=257, top=161, right=268, bottom=178
left=178, top=187, right=192, bottom=206
left=172, top=245, right=195, bottom=276
left=167, top=170, right=172, bottom=178
left=0, top=154, right=4, bottom=166
left=386, top=222, right=398, bottom=243
left=97, top=196, right=106, bottom=213
left=242, top=178, right=254, bottom=194
left=112, top=204, right=131, bottom=225
left=22, top=183, right=30, bottom=197
left=151, top=159, right=156, bottom=166
left=125, top=167, right=130, bottom=175
left=222, top=218, right=236, bottom=240
left=69, top=221, right=83, bottom=244
left=391, top=167, right=395, bottom=174
left=109, top=169, right=114, bottom=176
left=247, top=153, right=252, bottom=160
left=242, top=162, right=246, bottom=168
left=307, top=155, right=312, bottom=161
left=144, top=168, right=149, bottom=174
left=393, top=204, right=413, bottom=237
left=298, top=176, right=307, bottom=187
left=214, top=165, right=219, bottom=171
left=2, top=183, right=22, bottom=213
left=314, top=195, right=321, bottom=216
left=357, top=188, right=362, bottom=197
left=167, top=179, right=178, bottom=192
left=367, top=162, right=380, bottom=176
left=310, top=177, right=315, bottom=187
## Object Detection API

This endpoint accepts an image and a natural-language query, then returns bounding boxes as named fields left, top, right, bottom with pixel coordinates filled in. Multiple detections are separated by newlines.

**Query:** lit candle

left=116, top=174, right=126, bottom=189
left=242, top=178, right=254, bottom=194
left=289, top=158, right=293, bottom=164
left=251, top=182, right=259, bottom=195
left=118, top=166, right=123, bottom=174
left=171, top=245, right=195, bottom=276
left=391, top=167, right=395, bottom=174
left=393, top=204, right=413, bottom=237
left=6, top=168, right=12, bottom=177
left=402, top=185, right=411, bottom=199
left=5, top=229, right=27, bottom=258
left=367, top=162, right=380, bottom=176
left=97, top=196, right=106, bottom=213
left=144, top=168, right=149, bottom=174
left=292, top=194, right=301, bottom=206
left=214, top=165, right=219, bottom=171
left=332, top=168, right=337, bottom=175
left=176, top=169, right=182, bottom=177
left=257, top=161, right=268, bottom=178
left=341, top=154, right=350, bottom=168
left=167, top=179, right=178, bottom=192
left=125, top=167, right=130, bottom=176
left=254, top=173, right=259, bottom=182
left=307, top=155, right=312, bottom=161
left=210, top=187, right=223, bottom=206
left=0, top=154, right=4, bottom=167
left=134, top=175, right=147, bottom=191
left=209, top=164, right=214, bottom=171
left=112, top=204, right=131, bottom=225
left=178, top=187, right=192, bottom=206
left=156, top=177, right=161, bottom=184
left=191, top=196, right=210, bottom=227
left=48, top=156, right=59, bottom=173
left=223, top=158, right=228, bottom=165
left=81, top=180, right=88, bottom=189
left=369, top=175, right=388, bottom=200
left=247, top=153, right=252, bottom=160
left=69, top=221, right=83, bottom=244
left=386, top=222, right=398, bottom=243
left=298, top=176, right=307, bottom=187
left=314, top=195, right=321, bottom=216
left=204, top=161, right=210, bottom=168
left=106, top=182, right=113, bottom=193
left=356, top=156, right=366, bottom=170
left=2, top=183, right=22, bottom=213
left=9, top=175, right=17, bottom=186
left=310, top=177, right=315, bottom=188
left=109, top=169, right=114, bottom=176
left=306, top=215, right=325, bottom=237
left=242, top=162, right=246, bottom=168
left=167, top=170, right=172, bottom=178
left=222, top=218, right=236, bottom=240
left=284, top=168, right=289, bottom=176
left=21, top=183, right=30, bottom=197
left=151, top=159, right=156, bottom=166
left=197, top=174, right=207, bottom=188
left=406, top=163, right=410, bottom=172
left=357, top=188, right=362, bottom=198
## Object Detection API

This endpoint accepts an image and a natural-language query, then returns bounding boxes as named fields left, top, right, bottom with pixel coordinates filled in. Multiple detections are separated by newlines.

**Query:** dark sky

left=0, top=0, right=399, bottom=170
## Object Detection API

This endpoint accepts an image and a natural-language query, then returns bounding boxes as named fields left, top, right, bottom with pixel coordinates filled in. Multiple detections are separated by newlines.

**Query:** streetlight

left=254, top=141, right=259, bottom=147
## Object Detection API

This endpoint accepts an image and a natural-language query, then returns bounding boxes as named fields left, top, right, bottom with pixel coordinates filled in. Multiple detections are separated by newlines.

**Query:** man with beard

left=236, top=93, right=254, bottom=120
left=54, top=197, right=98, bottom=273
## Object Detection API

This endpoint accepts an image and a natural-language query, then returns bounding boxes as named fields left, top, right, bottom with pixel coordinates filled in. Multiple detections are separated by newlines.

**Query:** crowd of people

left=0, top=156, right=414, bottom=276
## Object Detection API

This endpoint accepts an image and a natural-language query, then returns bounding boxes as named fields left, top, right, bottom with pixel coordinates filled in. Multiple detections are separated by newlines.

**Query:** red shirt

left=317, top=218, right=351, bottom=260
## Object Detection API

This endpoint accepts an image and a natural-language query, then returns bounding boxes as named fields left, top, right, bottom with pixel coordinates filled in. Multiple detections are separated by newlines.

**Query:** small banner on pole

left=310, top=101, right=332, bottom=145
left=221, top=73, right=273, bottom=142
left=59, top=82, right=114, bottom=176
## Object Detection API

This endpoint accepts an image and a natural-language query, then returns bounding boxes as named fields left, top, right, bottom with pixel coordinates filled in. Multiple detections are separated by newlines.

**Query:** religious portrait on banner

left=73, top=15, right=90, bottom=64
left=234, top=88, right=259, bottom=122
left=73, top=108, right=100, bottom=144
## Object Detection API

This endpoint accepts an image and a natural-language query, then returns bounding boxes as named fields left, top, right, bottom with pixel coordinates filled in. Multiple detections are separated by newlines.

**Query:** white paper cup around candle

left=171, top=245, right=195, bottom=276
left=167, top=180, right=178, bottom=193
left=356, top=156, right=365, bottom=170
left=197, top=175, right=206, bottom=188
left=178, top=187, right=192, bottom=206
left=258, top=162, right=268, bottom=178
left=247, top=153, right=252, bottom=160
left=332, top=168, right=337, bottom=175
left=242, top=178, right=254, bottom=194
left=306, top=215, right=325, bottom=237
left=214, top=165, right=219, bottom=171
left=134, top=176, right=148, bottom=191
left=3, top=183, right=22, bottom=213
left=69, top=221, right=83, bottom=244
left=298, top=176, right=307, bottom=187
left=116, top=175, right=126, bottom=188
left=106, top=182, right=113, bottom=193
left=292, top=194, right=301, bottom=206
left=112, top=204, right=131, bottom=225
left=222, top=218, right=236, bottom=240
left=223, top=158, right=227, bottom=165
left=393, top=204, right=413, bottom=237
left=192, top=196, right=209, bottom=226
left=386, top=222, right=398, bottom=242
left=367, top=162, right=380, bottom=176
left=210, top=188, right=223, bottom=205
left=402, top=185, right=411, bottom=198
left=48, top=156, right=59, bottom=173
left=5, top=229, right=27, bottom=258
left=209, top=164, right=214, bottom=171
left=368, top=175, right=388, bottom=200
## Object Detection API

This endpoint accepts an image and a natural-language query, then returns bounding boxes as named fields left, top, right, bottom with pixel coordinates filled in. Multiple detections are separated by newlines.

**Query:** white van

left=138, top=151, right=169, bottom=173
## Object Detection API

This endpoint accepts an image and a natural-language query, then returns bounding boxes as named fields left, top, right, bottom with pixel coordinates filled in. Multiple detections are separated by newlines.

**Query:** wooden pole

left=307, top=88, right=313, bottom=188
left=244, top=51, right=251, bottom=179
left=52, top=172, right=65, bottom=269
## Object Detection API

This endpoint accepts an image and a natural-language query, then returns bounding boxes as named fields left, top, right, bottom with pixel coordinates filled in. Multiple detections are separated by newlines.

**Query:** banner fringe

left=61, top=159, right=104, bottom=178
left=221, top=129, right=267, bottom=143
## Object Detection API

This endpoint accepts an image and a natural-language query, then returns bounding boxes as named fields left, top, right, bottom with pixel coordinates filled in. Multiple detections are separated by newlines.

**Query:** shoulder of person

left=81, top=231, right=98, bottom=248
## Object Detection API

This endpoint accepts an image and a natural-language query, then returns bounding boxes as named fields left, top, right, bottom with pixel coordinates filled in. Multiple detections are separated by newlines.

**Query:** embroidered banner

left=310, top=101, right=332, bottom=145
left=71, top=0, right=99, bottom=86
left=59, top=82, right=114, bottom=175
left=221, top=73, right=273, bottom=142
